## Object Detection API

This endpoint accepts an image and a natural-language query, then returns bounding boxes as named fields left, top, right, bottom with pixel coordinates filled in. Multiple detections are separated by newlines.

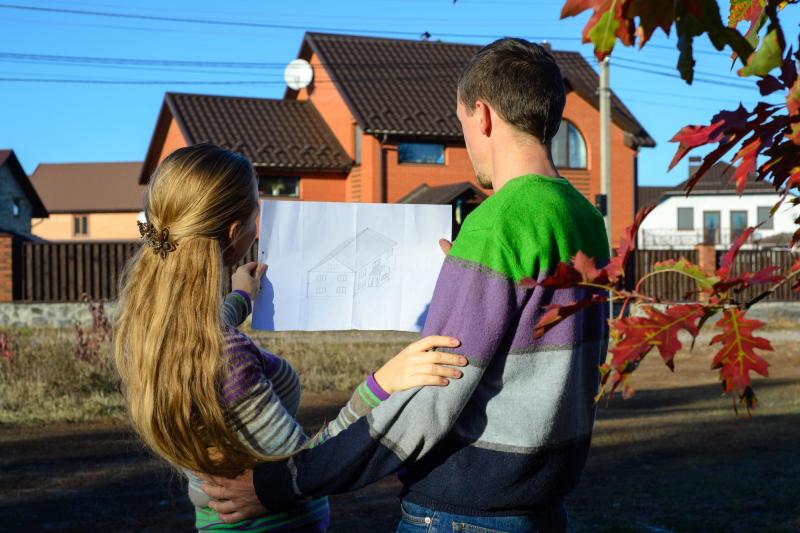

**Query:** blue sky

left=0, top=0, right=797, bottom=185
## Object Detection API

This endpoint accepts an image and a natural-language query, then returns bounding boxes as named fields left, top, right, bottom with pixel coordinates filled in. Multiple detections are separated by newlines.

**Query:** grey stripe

left=508, top=339, right=606, bottom=356
left=451, top=430, right=593, bottom=455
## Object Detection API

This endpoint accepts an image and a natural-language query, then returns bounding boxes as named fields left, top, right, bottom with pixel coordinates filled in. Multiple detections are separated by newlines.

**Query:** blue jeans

left=395, top=500, right=567, bottom=533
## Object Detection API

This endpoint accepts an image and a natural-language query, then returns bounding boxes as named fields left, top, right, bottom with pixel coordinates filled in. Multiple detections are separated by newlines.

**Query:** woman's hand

left=231, top=262, right=268, bottom=299
left=373, top=336, right=466, bottom=394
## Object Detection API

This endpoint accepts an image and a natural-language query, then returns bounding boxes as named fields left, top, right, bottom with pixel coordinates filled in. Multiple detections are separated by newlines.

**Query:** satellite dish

left=284, top=59, right=314, bottom=91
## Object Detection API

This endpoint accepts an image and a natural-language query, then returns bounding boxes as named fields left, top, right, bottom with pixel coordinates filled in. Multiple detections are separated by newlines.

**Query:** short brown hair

left=458, top=37, right=566, bottom=144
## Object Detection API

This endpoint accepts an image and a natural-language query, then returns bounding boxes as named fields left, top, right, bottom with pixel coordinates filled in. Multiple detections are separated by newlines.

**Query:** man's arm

left=249, top=229, right=530, bottom=510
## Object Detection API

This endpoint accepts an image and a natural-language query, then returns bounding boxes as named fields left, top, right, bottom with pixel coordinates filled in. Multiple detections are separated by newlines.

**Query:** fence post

left=0, top=233, right=13, bottom=302
left=695, top=243, right=717, bottom=273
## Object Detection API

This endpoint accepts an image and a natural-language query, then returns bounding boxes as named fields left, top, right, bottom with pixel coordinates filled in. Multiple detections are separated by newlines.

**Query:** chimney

left=541, top=41, right=552, bottom=51
left=688, top=155, right=701, bottom=177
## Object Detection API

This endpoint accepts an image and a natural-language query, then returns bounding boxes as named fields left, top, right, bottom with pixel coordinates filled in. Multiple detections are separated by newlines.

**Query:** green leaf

left=654, top=257, right=719, bottom=290
left=739, top=29, right=783, bottom=77
left=587, top=7, right=620, bottom=56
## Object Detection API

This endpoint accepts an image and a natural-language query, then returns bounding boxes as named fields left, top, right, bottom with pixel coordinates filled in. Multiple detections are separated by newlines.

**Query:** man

left=204, top=37, right=610, bottom=532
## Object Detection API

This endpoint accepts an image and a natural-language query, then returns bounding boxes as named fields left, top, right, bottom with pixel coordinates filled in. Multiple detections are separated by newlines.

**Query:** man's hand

left=200, top=469, right=266, bottom=523
left=439, top=238, right=452, bottom=255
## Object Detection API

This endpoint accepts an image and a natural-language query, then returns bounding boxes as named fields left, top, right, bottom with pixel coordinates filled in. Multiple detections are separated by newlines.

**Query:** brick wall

left=0, top=233, right=13, bottom=302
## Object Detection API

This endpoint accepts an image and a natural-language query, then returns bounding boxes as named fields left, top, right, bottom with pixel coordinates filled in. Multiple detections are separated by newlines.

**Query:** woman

left=113, top=143, right=465, bottom=531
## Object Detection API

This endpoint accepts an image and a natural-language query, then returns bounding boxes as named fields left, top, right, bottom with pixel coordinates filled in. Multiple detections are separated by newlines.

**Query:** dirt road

left=2, top=347, right=800, bottom=532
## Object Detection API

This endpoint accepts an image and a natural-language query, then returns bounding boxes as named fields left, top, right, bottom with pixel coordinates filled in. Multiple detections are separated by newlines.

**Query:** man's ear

left=476, top=100, right=492, bottom=137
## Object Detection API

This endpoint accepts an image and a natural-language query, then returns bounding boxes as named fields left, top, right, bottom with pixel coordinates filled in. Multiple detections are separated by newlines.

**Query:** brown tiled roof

left=0, top=150, right=48, bottom=218
left=292, top=32, right=655, bottom=148
left=140, top=93, right=351, bottom=183
left=399, top=182, right=487, bottom=204
left=30, top=162, right=146, bottom=213
left=666, top=161, right=776, bottom=195
left=637, top=186, right=671, bottom=208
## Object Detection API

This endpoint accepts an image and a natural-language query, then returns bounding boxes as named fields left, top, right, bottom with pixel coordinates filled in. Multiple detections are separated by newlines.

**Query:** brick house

left=0, top=150, right=48, bottom=237
left=0, top=149, right=48, bottom=301
left=30, top=162, right=147, bottom=241
left=141, top=32, right=654, bottom=242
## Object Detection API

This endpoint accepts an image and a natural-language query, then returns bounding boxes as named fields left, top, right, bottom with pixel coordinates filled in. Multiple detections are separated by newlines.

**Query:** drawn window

left=757, top=206, right=774, bottom=230
left=551, top=120, right=587, bottom=169
left=259, top=176, right=299, bottom=198
left=337, top=274, right=348, bottom=282
left=316, top=287, right=326, bottom=295
left=398, top=143, right=445, bottom=165
left=677, top=207, right=694, bottom=230
left=316, top=274, right=326, bottom=282
left=337, top=287, right=347, bottom=295
left=73, top=215, right=89, bottom=236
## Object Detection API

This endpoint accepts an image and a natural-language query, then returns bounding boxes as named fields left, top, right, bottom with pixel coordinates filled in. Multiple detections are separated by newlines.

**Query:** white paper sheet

left=252, top=200, right=452, bottom=332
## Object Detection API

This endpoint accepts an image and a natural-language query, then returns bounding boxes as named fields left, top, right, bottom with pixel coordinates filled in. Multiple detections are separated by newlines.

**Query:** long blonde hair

left=114, top=143, right=262, bottom=477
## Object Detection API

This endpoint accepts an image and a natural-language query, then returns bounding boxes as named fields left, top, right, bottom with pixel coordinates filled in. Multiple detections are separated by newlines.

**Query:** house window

left=316, top=287, right=326, bottom=295
left=336, top=287, right=347, bottom=295
left=337, top=274, right=348, bottom=282
left=354, top=124, right=362, bottom=165
left=73, top=215, right=89, bottom=236
left=551, top=120, right=587, bottom=169
left=757, top=206, right=774, bottom=230
left=731, top=210, right=748, bottom=241
left=398, top=143, right=445, bottom=165
left=677, top=207, right=694, bottom=230
left=258, top=176, right=299, bottom=197
left=316, top=274, right=326, bottom=282
left=11, top=198, right=21, bottom=217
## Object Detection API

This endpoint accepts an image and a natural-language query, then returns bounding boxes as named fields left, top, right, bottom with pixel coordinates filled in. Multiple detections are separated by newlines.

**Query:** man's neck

left=489, top=137, right=559, bottom=192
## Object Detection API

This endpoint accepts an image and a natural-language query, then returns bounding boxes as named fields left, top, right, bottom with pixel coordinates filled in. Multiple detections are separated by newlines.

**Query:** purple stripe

left=232, top=289, right=253, bottom=314
left=421, top=259, right=528, bottom=365
left=367, top=373, right=390, bottom=401
left=510, top=284, right=608, bottom=351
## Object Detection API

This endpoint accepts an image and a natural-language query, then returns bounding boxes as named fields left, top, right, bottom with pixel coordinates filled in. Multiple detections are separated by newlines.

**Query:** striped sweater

left=253, top=174, right=611, bottom=516
left=185, top=290, right=390, bottom=531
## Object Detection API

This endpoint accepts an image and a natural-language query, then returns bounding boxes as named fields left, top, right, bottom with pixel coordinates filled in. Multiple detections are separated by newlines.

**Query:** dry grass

left=0, top=326, right=417, bottom=425
left=0, top=328, right=123, bottom=425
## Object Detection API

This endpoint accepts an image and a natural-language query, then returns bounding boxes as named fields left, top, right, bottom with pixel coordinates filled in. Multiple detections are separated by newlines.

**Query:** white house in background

left=638, top=157, right=799, bottom=250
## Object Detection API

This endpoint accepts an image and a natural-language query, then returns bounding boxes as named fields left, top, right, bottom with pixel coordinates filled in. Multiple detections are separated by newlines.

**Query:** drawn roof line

left=310, top=228, right=397, bottom=271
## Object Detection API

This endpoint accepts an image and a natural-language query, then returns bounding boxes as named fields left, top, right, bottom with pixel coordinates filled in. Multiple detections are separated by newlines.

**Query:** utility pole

left=599, top=57, right=612, bottom=249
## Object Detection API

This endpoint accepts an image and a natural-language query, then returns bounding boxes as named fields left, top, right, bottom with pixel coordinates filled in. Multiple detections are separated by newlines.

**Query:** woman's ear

left=227, top=220, right=242, bottom=244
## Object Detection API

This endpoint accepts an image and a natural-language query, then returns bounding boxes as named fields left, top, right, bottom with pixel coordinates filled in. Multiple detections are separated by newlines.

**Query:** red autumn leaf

left=717, top=226, right=755, bottom=279
left=573, top=251, right=604, bottom=282
left=710, top=309, right=771, bottom=407
left=561, top=0, right=634, bottom=59
left=609, top=304, right=705, bottom=371
left=625, top=0, right=673, bottom=47
left=606, top=205, right=655, bottom=282
left=731, top=138, right=761, bottom=194
left=714, top=266, right=783, bottom=293
left=668, top=120, right=728, bottom=170
left=526, top=262, right=583, bottom=289
left=533, top=294, right=607, bottom=340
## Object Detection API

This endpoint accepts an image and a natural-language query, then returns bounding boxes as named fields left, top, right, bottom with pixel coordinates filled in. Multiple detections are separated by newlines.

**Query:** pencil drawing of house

left=307, top=228, right=397, bottom=298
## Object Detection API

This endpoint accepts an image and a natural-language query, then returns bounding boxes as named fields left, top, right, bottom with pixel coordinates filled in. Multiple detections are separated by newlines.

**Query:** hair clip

left=137, top=221, right=177, bottom=259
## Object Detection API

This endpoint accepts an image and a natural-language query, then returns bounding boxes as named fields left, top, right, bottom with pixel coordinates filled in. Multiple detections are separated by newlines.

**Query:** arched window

left=551, top=120, right=587, bottom=169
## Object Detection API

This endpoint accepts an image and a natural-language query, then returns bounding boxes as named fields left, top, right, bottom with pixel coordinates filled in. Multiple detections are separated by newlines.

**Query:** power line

left=0, top=77, right=286, bottom=85
left=0, top=3, right=583, bottom=40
